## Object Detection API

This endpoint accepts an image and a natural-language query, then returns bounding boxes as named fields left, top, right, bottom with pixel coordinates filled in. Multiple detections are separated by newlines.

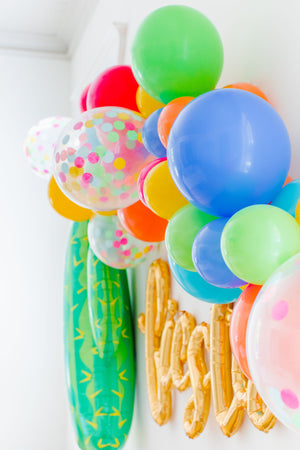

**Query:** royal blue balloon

left=192, top=218, right=245, bottom=288
left=271, top=178, right=300, bottom=217
left=168, top=256, right=241, bottom=304
left=142, top=108, right=167, bottom=158
left=167, top=89, right=291, bottom=217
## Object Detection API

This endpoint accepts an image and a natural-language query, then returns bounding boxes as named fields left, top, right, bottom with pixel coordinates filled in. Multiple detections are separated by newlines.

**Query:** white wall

left=0, top=51, right=72, bottom=450
left=68, top=0, right=300, bottom=449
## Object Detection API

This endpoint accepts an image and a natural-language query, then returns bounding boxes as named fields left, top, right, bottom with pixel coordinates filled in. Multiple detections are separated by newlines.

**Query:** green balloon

left=166, top=204, right=217, bottom=271
left=131, top=5, right=223, bottom=103
left=221, top=205, right=300, bottom=285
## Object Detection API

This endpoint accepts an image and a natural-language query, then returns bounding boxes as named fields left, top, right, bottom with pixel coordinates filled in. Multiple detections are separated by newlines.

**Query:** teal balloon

left=131, top=5, right=223, bottom=103
left=271, top=178, right=300, bottom=217
left=168, top=256, right=241, bottom=304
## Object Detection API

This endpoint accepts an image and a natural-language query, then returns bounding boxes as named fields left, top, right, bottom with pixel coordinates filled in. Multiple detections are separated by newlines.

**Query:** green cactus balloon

left=64, top=221, right=135, bottom=449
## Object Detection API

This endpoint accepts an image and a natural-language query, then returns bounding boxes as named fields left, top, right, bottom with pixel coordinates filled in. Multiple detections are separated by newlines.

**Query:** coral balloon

left=142, top=108, right=166, bottom=158
left=118, top=200, right=167, bottom=242
left=192, top=218, right=245, bottom=288
left=24, top=116, right=71, bottom=179
left=283, top=175, right=293, bottom=186
left=53, top=107, right=154, bottom=211
left=247, top=253, right=300, bottom=434
left=143, top=160, right=189, bottom=220
left=221, top=205, right=300, bottom=285
left=271, top=178, right=300, bottom=217
left=158, top=96, right=194, bottom=147
left=137, top=157, right=167, bottom=206
left=87, top=65, right=139, bottom=111
left=223, top=82, right=269, bottom=103
left=166, top=204, right=216, bottom=271
left=169, top=257, right=241, bottom=304
left=230, top=284, right=261, bottom=380
left=48, top=176, right=93, bottom=221
left=168, top=89, right=291, bottom=217
left=88, top=214, right=158, bottom=269
left=136, top=86, right=165, bottom=118
left=131, top=5, right=223, bottom=103
left=79, top=83, right=91, bottom=112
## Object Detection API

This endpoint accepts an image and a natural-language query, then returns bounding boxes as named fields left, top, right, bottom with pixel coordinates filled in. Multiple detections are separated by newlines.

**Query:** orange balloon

left=48, top=176, right=93, bottom=221
left=118, top=200, right=168, bottom=242
left=223, top=83, right=270, bottom=103
left=230, top=284, right=262, bottom=380
left=143, top=160, right=189, bottom=220
left=157, top=96, right=194, bottom=147
left=283, top=175, right=293, bottom=187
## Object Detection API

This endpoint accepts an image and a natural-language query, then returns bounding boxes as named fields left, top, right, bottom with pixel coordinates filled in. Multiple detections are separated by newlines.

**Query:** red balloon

left=118, top=200, right=168, bottom=242
left=79, top=83, right=91, bottom=112
left=230, top=284, right=261, bottom=380
left=87, top=65, right=139, bottom=111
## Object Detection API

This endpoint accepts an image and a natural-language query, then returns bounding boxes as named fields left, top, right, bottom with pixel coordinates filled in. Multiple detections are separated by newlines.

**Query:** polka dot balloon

left=53, top=107, right=154, bottom=211
left=88, top=213, right=159, bottom=269
left=247, top=252, right=300, bottom=434
left=24, top=116, right=71, bottom=179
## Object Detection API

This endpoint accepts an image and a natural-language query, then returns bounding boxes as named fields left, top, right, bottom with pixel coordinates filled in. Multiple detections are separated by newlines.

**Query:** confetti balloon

left=24, top=116, right=71, bottom=179
left=88, top=214, right=159, bottom=269
left=53, top=107, right=154, bottom=211
left=247, top=253, right=300, bottom=434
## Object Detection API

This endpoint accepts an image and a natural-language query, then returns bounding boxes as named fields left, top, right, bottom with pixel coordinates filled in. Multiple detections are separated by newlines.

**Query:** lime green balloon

left=131, top=5, right=223, bottom=103
left=221, top=205, right=300, bottom=285
left=166, top=204, right=217, bottom=271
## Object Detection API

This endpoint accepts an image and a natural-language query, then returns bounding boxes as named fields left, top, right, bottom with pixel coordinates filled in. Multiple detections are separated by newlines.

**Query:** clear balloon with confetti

left=53, top=107, right=154, bottom=211
left=24, top=116, right=71, bottom=179
left=88, top=213, right=159, bottom=269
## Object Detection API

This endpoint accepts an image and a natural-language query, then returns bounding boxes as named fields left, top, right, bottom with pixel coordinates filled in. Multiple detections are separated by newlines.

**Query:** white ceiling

left=0, top=0, right=99, bottom=56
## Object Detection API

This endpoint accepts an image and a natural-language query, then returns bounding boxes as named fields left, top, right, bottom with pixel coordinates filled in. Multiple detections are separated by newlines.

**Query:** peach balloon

left=230, top=284, right=261, bottom=380
left=223, top=83, right=270, bottom=103
left=158, top=96, right=194, bottom=148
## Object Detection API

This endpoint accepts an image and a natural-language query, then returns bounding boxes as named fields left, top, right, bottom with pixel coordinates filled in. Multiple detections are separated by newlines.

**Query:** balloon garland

left=24, top=2, right=300, bottom=445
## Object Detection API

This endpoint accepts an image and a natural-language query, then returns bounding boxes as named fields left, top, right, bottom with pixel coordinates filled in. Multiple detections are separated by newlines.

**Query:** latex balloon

left=131, top=5, right=223, bottom=103
left=247, top=253, right=300, bottom=434
left=158, top=96, right=194, bottom=147
left=168, top=89, right=291, bottom=217
left=283, top=175, right=293, bottom=186
left=24, top=116, right=71, bottom=179
left=168, top=256, right=241, bottom=304
left=118, top=200, right=168, bottom=242
left=166, top=204, right=216, bottom=271
left=192, top=218, right=245, bottom=288
left=296, top=199, right=300, bottom=225
left=221, top=205, right=300, bottom=285
left=79, top=83, right=91, bottom=112
left=48, top=176, right=93, bottom=221
left=271, top=178, right=300, bottom=217
left=53, top=107, right=154, bottom=211
left=230, top=284, right=261, bottom=380
left=223, top=82, right=270, bottom=103
left=96, top=210, right=117, bottom=216
left=87, top=65, right=139, bottom=111
left=137, top=157, right=167, bottom=206
left=143, top=160, right=189, bottom=220
left=136, top=86, right=165, bottom=118
left=88, top=213, right=158, bottom=269
left=142, top=108, right=167, bottom=158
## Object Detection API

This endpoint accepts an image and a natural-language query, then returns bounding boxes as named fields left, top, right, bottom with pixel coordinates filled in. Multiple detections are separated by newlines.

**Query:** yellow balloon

left=48, top=176, right=93, bottom=221
left=136, top=86, right=165, bottom=118
left=296, top=199, right=300, bottom=225
left=143, top=160, right=189, bottom=220
left=96, top=210, right=118, bottom=216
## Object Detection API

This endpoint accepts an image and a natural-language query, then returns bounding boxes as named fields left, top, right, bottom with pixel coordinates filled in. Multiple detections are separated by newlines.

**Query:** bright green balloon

left=166, top=204, right=217, bottom=271
left=221, top=205, right=300, bottom=285
left=131, top=5, right=223, bottom=103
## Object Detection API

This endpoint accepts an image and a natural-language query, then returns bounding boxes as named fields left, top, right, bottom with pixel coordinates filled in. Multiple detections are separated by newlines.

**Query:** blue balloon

left=271, top=178, right=300, bottom=217
left=167, top=89, right=291, bottom=217
left=168, top=256, right=241, bottom=304
left=192, top=218, right=245, bottom=288
left=142, top=108, right=167, bottom=158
